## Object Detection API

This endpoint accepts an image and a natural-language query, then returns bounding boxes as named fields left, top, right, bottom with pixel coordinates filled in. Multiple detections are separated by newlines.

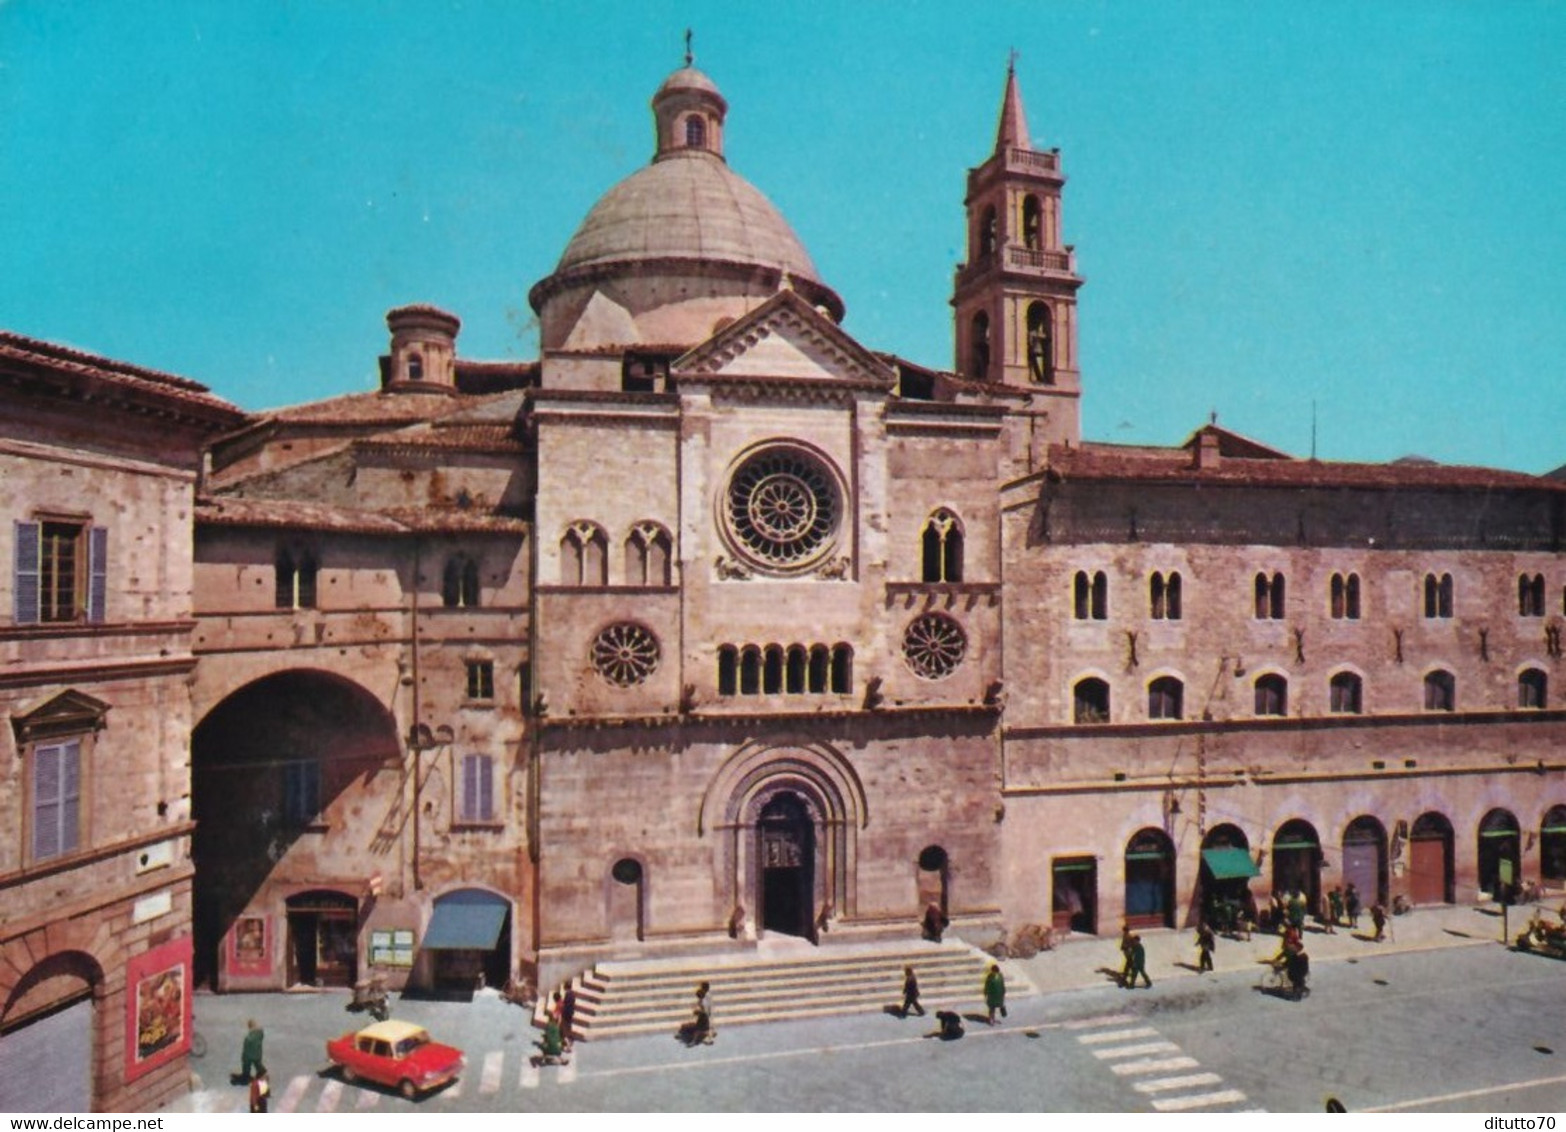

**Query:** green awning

left=1273, top=839, right=1319, bottom=851
left=1480, top=829, right=1519, bottom=839
left=422, top=894, right=509, bottom=951
left=1202, top=847, right=1261, bottom=880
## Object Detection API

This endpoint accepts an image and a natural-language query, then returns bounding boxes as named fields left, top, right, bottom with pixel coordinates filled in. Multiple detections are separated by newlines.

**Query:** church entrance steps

left=550, top=939, right=1018, bottom=1042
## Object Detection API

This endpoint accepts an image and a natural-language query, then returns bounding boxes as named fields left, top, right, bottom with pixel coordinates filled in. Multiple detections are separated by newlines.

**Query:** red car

left=326, top=1019, right=465, bottom=1099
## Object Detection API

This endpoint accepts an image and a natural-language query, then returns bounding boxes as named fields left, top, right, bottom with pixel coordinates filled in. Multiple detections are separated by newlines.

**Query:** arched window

left=626, top=523, right=673, bottom=586
left=1331, top=572, right=1361, bottom=619
left=1074, top=570, right=1108, bottom=620
left=921, top=509, right=964, bottom=583
left=977, top=205, right=997, bottom=259
left=442, top=554, right=480, bottom=608
left=1254, top=673, right=1288, bottom=716
left=1519, top=667, right=1548, bottom=709
left=717, top=645, right=738, bottom=696
left=785, top=645, right=808, bottom=694
left=1073, top=677, right=1110, bottom=724
left=1519, top=573, right=1546, bottom=617
left=763, top=645, right=784, bottom=694
left=1148, top=676, right=1184, bottom=721
left=1150, top=571, right=1182, bottom=620
left=561, top=523, right=607, bottom=586
left=1026, top=302, right=1054, bottom=384
left=1329, top=671, right=1363, bottom=714
left=808, top=645, right=830, bottom=694
left=1022, top=195, right=1043, bottom=250
left=739, top=646, right=762, bottom=695
left=969, top=311, right=991, bottom=379
left=275, top=548, right=318, bottom=610
left=1423, top=572, right=1454, bottom=619
left=1424, top=669, right=1456, bottom=712
left=407, top=353, right=424, bottom=382
left=684, top=114, right=706, bottom=148
left=1254, top=571, right=1285, bottom=620
left=830, top=643, right=853, bottom=694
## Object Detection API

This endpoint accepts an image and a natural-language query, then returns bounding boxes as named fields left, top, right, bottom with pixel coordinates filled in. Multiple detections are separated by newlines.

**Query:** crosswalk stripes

left=317, top=1079, right=343, bottom=1113
left=355, top=1084, right=381, bottom=1109
left=521, top=1053, right=541, bottom=1089
left=480, top=1050, right=504, bottom=1095
left=1070, top=1012, right=1259, bottom=1113
left=275, top=1074, right=311, bottom=1113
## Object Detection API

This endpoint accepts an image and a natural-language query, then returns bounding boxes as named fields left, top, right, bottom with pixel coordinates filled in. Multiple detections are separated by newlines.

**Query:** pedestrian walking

left=692, top=981, right=714, bottom=1044
left=1118, top=924, right=1135, bottom=986
left=1289, top=891, right=1307, bottom=931
left=1196, top=922, right=1215, bottom=973
left=901, top=965, right=925, bottom=1017
left=1126, top=934, right=1152, bottom=988
left=1370, top=902, right=1387, bottom=942
left=1345, top=883, right=1362, bottom=929
left=983, top=962, right=1007, bottom=1023
left=922, top=903, right=948, bottom=943
left=1327, top=886, right=1343, bottom=933
left=240, top=1018, right=265, bottom=1082
left=248, top=1068, right=270, bottom=1113
left=560, top=985, right=578, bottom=1048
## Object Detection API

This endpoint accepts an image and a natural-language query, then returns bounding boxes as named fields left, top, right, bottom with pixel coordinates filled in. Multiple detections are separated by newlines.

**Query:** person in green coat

left=983, top=963, right=1007, bottom=1024
left=240, top=1018, right=265, bottom=1081
left=1126, top=935, right=1152, bottom=988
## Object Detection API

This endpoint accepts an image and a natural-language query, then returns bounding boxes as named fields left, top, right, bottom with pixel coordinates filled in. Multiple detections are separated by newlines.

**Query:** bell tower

left=951, top=61, right=1083, bottom=447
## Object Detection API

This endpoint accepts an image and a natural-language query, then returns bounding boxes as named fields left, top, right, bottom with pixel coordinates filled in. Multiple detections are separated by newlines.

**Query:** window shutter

left=87, top=527, right=108, bottom=623
left=462, top=755, right=478, bottom=820
left=14, top=521, right=39, bottom=624
left=479, top=756, right=494, bottom=820
left=60, top=740, right=81, bottom=853
left=33, top=743, right=61, bottom=859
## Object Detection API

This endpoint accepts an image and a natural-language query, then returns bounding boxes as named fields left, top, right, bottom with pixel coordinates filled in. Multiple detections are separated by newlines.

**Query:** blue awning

left=422, top=892, right=509, bottom=951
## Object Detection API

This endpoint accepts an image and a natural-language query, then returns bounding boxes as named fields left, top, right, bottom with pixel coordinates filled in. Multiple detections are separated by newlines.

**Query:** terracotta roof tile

left=0, top=331, right=244, bottom=422
left=198, top=496, right=530, bottom=536
left=1049, top=442, right=1563, bottom=493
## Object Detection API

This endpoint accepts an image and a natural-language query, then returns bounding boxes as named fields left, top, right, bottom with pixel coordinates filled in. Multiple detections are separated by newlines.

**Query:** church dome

left=528, top=62, right=843, bottom=349
left=551, top=153, right=822, bottom=282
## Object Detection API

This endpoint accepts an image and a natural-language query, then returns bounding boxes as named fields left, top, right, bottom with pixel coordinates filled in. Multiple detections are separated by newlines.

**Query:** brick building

left=99, top=58, right=1566, bottom=1022
left=0, top=334, right=243, bottom=1111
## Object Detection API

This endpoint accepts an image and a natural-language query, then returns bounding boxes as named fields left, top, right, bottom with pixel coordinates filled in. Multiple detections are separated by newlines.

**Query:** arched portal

left=1409, top=812, right=1455, bottom=905
left=1124, top=827, right=1175, bottom=929
left=1272, top=819, right=1322, bottom=914
left=757, top=792, right=816, bottom=938
left=1478, top=808, right=1521, bottom=900
left=0, top=951, right=101, bottom=1112
left=1542, top=806, right=1566, bottom=886
left=1198, top=824, right=1257, bottom=931
left=191, top=669, right=399, bottom=989
left=702, top=741, right=865, bottom=943
left=1341, top=815, right=1388, bottom=907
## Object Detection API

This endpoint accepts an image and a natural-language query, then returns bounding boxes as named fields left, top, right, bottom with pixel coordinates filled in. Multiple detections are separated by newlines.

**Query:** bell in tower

left=951, top=60, right=1084, bottom=448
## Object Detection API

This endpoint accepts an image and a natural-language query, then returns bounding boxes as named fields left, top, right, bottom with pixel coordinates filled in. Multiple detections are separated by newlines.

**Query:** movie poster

left=123, top=936, right=192, bottom=1082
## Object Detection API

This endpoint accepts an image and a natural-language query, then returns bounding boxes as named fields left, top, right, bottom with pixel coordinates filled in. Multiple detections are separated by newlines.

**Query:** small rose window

left=724, top=447, right=840, bottom=572
left=592, top=622, right=660, bottom=687
left=903, top=613, right=966, bottom=680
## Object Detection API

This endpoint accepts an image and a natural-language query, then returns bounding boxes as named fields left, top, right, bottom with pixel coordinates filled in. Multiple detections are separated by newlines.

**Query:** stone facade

left=0, top=333, right=242, bottom=1111
left=7, top=57, right=1565, bottom=1113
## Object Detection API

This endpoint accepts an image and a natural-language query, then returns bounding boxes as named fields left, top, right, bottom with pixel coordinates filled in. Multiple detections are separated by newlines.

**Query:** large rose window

left=902, top=613, right=967, bottom=680
left=723, top=447, right=841, bottom=572
left=591, top=622, right=660, bottom=687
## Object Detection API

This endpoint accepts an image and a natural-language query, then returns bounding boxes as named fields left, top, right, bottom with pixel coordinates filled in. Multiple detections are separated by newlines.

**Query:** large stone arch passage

left=191, top=669, right=400, bottom=987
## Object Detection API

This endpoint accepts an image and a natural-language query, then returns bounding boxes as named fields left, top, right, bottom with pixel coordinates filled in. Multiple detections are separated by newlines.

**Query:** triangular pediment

left=673, top=290, right=896, bottom=389
left=11, top=689, right=112, bottom=743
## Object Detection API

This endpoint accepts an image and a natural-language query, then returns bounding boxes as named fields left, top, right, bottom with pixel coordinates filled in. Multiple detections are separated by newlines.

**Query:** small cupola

left=652, top=44, right=727, bottom=162
left=382, top=304, right=461, bottom=393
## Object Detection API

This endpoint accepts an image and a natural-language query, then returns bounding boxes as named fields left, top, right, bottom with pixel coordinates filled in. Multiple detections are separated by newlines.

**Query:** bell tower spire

left=951, top=60, right=1084, bottom=448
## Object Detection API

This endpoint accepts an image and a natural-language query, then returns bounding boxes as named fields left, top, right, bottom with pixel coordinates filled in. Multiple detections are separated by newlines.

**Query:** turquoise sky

left=3, top=2, right=1564, bottom=472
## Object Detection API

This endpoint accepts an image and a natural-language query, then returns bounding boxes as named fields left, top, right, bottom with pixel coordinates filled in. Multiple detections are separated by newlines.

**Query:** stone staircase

left=544, top=938, right=1011, bottom=1042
